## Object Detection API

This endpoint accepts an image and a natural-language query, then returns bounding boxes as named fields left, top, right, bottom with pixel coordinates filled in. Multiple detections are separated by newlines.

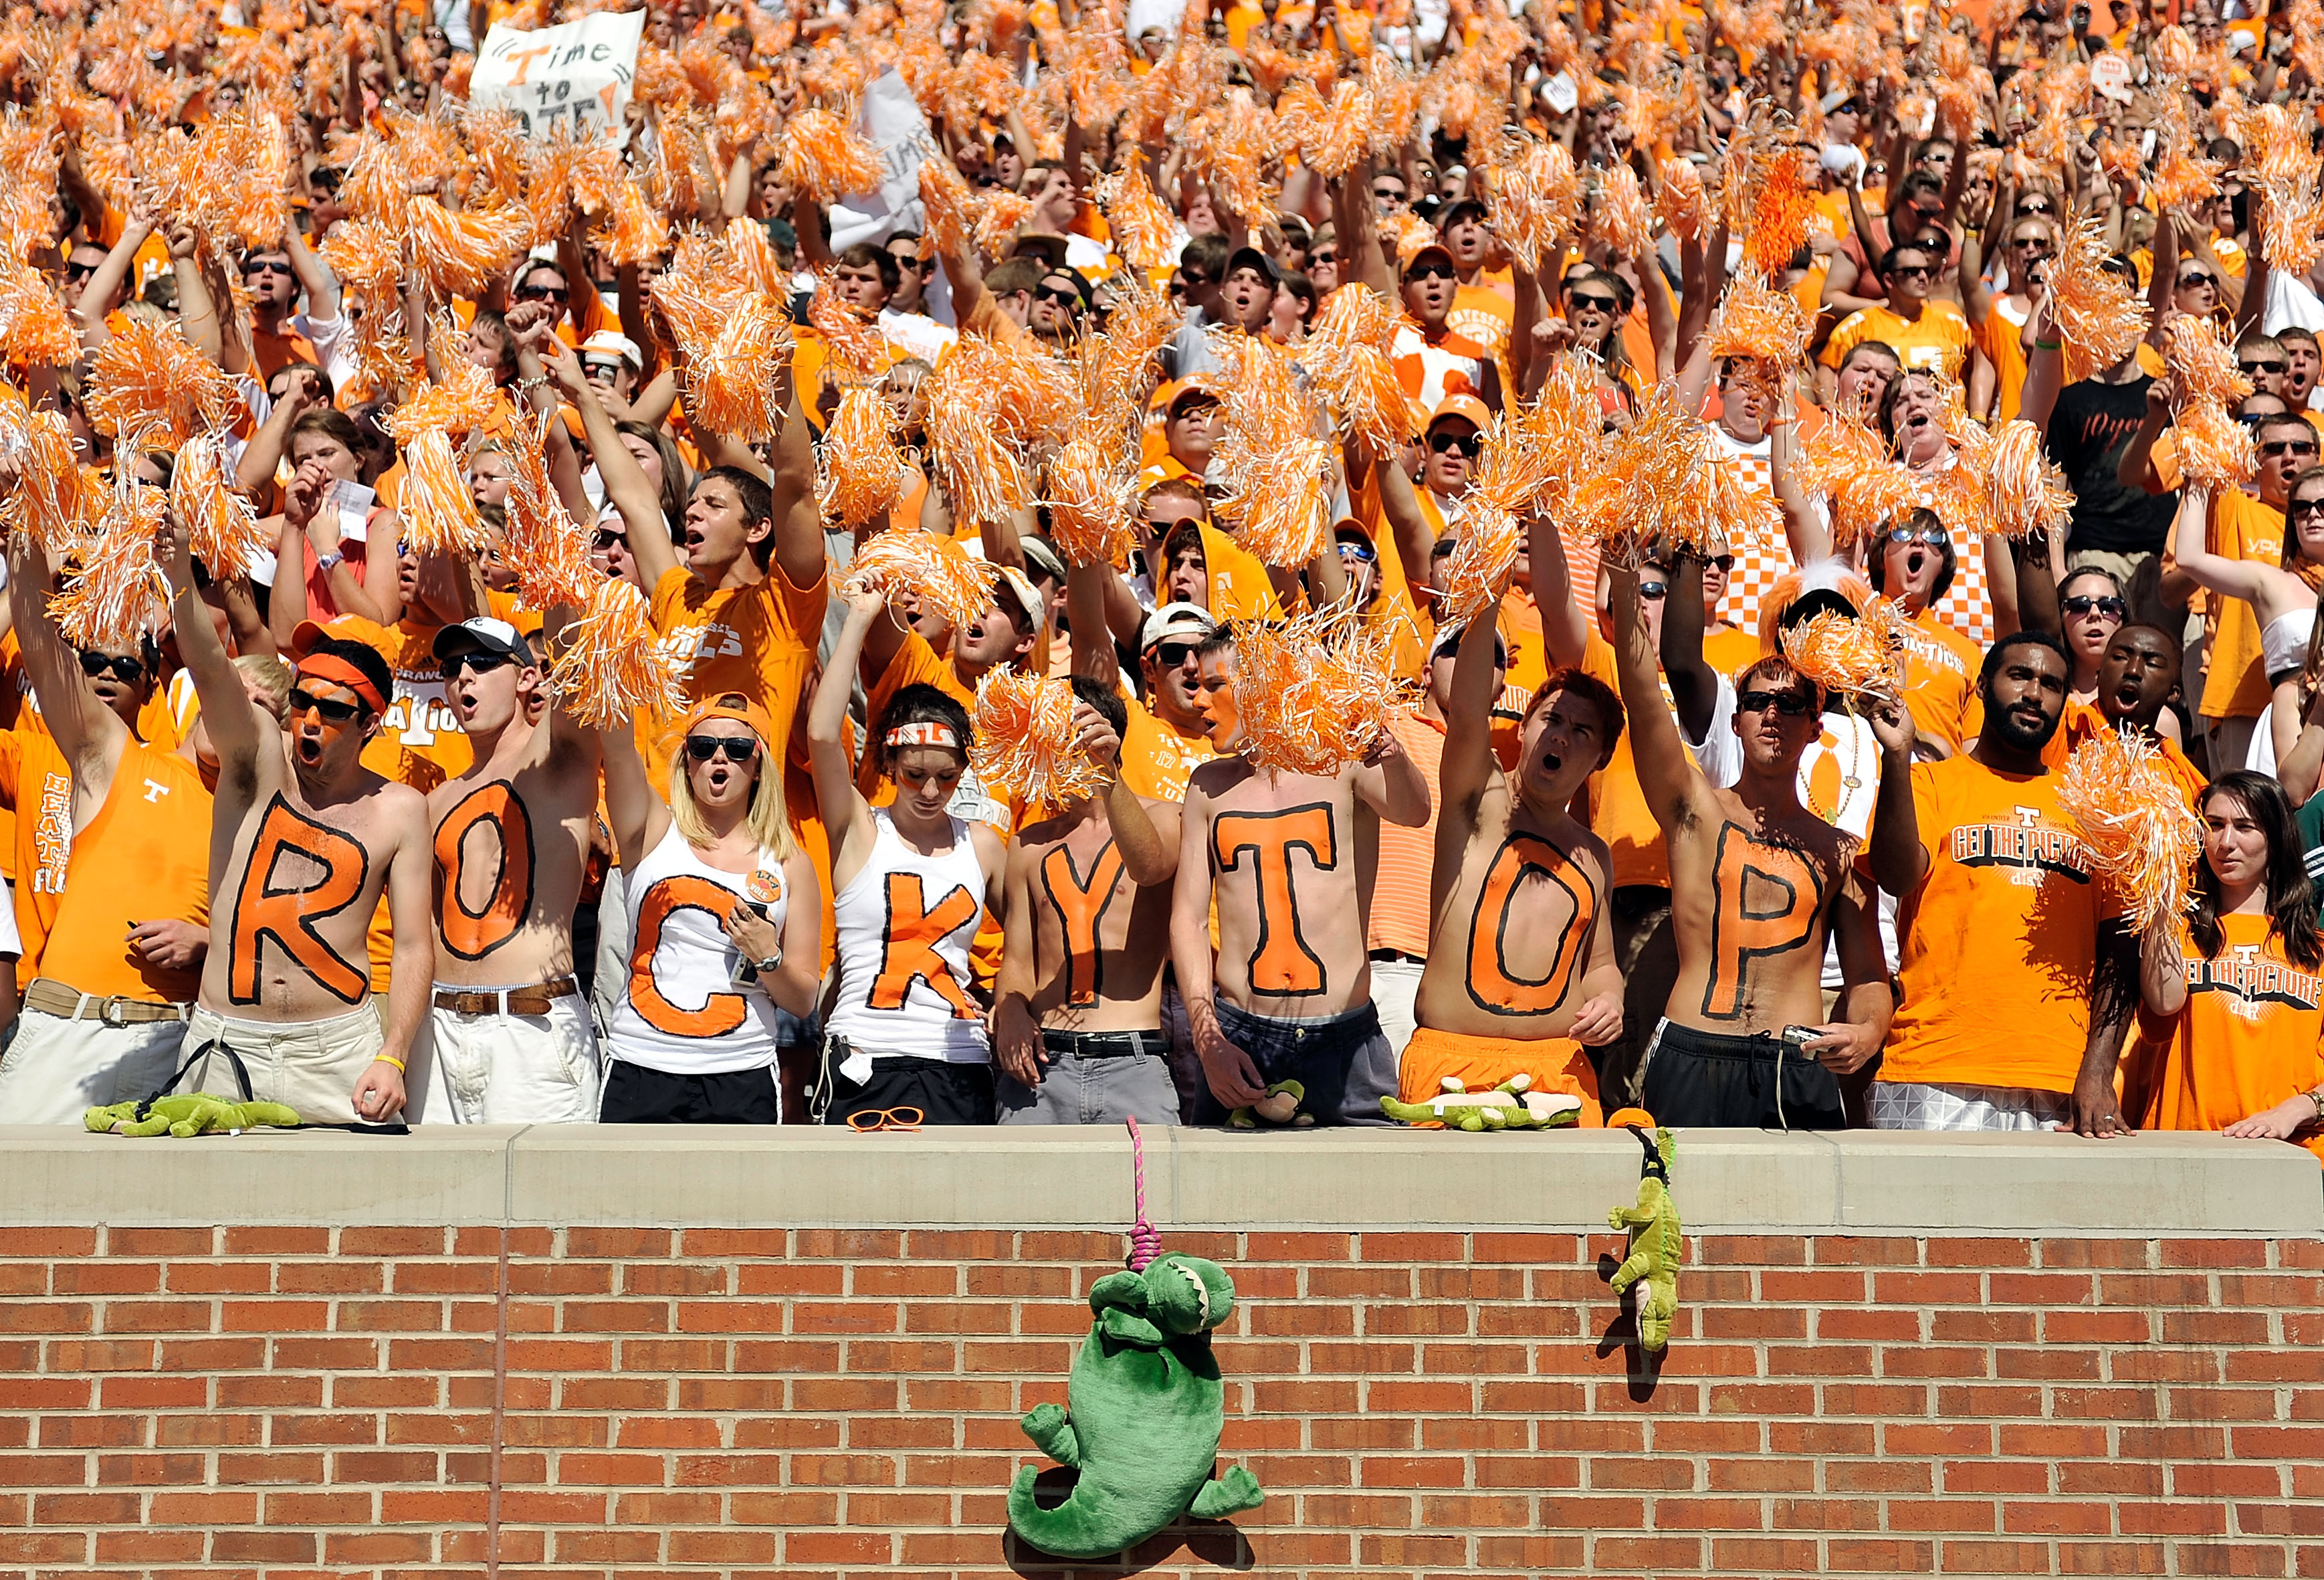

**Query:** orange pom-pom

left=1590, top=163, right=1655, bottom=259
left=1212, top=336, right=1334, bottom=567
left=169, top=433, right=270, bottom=581
left=1706, top=272, right=1812, bottom=393
left=1435, top=501, right=1526, bottom=627
left=48, top=477, right=169, bottom=654
left=726, top=216, right=789, bottom=304
left=809, top=269, right=891, bottom=379
left=0, top=259, right=79, bottom=368
left=1303, top=80, right=1372, bottom=178
left=1094, top=163, right=1178, bottom=274
left=973, top=189, right=1036, bottom=261
left=918, top=157, right=976, bottom=262
left=2151, top=23, right=2198, bottom=76
left=1743, top=144, right=1817, bottom=278
left=1655, top=155, right=1707, bottom=245
left=970, top=670, right=1110, bottom=808
left=819, top=385, right=914, bottom=530
left=548, top=576, right=683, bottom=730
left=1570, top=383, right=1766, bottom=561
left=318, top=218, right=405, bottom=304
left=1296, top=285, right=1418, bottom=460
left=0, top=399, right=88, bottom=552
left=1485, top=138, right=1582, bottom=272
left=2056, top=724, right=2204, bottom=939
left=592, top=179, right=669, bottom=268
left=407, top=194, right=532, bottom=302
left=498, top=412, right=596, bottom=611
left=85, top=319, right=244, bottom=448
left=1780, top=601, right=1907, bottom=698
left=1043, top=421, right=1137, bottom=569
left=397, top=428, right=490, bottom=556
left=2165, top=313, right=2252, bottom=407
left=1229, top=604, right=1418, bottom=777
left=2048, top=217, right=2148, bottom=382
left=1985, top=419, right=2077, bottom=541
left=849, top=526, right=999, bottom=638
left=776, top=105, right=883, bottom=202
left=2173, top=399, right=2258, bottom=493
left=651, top=258, right=799, bottom=448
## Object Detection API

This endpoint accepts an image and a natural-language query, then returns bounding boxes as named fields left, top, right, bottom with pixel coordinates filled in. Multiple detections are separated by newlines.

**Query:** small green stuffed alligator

left=1381, top=1072, right=1583, bottom=1130
left=1607, top=1125, right=1681, bottom=1351
left=84, top=1094, right=301, bottom=1139
left=1007, top=1252, right=1266, bottom=1560
left=1229, top=1078, right=1312, bottom=1128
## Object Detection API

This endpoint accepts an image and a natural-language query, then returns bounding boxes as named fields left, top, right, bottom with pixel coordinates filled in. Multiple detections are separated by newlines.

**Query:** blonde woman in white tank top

left=597, top=692, right=821, bottom=1123
left=809, top=591, right=1009, bottom=1124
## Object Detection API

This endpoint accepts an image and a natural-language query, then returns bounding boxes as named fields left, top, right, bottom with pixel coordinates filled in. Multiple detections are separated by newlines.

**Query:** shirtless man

left=1402, top=615, right=1626, bottom=1124
left=993, top=679, right=1183, bottom=1124
left=1172, top=643, right=1433, bottom=1126
left=411, top=617, right=602, bottom=1124
left=1608, top=561, right=1891, bottom=1129
left=159, top=514, right=435, bottom=1126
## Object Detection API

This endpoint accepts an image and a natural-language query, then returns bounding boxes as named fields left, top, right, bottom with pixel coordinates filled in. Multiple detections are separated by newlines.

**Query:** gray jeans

left=996, top=1029, right=1181, bottom=1125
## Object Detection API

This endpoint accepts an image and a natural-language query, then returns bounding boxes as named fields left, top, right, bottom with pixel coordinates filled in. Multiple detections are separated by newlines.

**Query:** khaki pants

left=0, top=1008, right=189, bottom=1124
left=176, top=1004, right=383, bottom=1126
left=413, top=993, right=600, bottom=1124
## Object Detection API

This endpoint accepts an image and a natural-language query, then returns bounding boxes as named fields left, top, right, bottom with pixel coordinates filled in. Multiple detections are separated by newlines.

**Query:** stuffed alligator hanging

left=1381, top=1072, right=1583, bottom=1130
left=84, top=1094, right=300, bottom=1139
left=1606, top=1123, right=1681, bottom=1352
left=1007, top=1118, right=1266, bottom=1560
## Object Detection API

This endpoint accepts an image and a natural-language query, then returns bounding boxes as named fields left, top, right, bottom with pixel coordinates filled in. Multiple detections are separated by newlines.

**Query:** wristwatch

left=315, top=551, right=345, bottom=573
left=750, top=949, right=782, bottom=977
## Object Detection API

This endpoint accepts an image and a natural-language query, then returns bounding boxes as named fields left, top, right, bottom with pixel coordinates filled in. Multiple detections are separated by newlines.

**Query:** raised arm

left=546, top=334, right=678, bottom=587
left=284, top=213, right=342, bottom=323
left=6, top=524, right=130, bottom=782
left=1863, top=692, right=1929, bottom=896
left=766, top=375, right=824, bottom=589
left=157, top=508, right=268, bottom=800
left=1659, top=549, right=1719, bottom=741
left=597, top=710, right=671, bottom=874
left=73, top=206, right=154, bottom=353
left=1436, top=599, right=1504, bottom=836
left=1527, top=509, right=1589, bottom=668
left=1608, top=556, right=1704, bottom=830
left=2173, top=482, right=2278, bottom=608
left=811, top=589, right=884, bottom=877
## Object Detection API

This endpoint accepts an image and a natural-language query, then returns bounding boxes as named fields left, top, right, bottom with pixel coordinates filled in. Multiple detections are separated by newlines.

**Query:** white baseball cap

left=1139, top=601, right=1217, bottom=652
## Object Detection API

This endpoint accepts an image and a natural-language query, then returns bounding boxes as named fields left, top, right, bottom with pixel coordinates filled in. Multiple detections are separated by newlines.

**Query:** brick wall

left=2, top=1224, right=2318, bottom=1578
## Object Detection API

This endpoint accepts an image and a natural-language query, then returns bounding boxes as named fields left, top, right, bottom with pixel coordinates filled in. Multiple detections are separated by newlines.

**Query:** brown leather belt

left=431, top=977, right=580, bottom=1016
left=23, top=978, right=190, bottom=1025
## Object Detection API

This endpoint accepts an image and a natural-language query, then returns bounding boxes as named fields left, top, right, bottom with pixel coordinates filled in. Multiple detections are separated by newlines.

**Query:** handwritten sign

left=827, top=68, right=944, bottom=252
left=469, top=9, right=645, bottom=143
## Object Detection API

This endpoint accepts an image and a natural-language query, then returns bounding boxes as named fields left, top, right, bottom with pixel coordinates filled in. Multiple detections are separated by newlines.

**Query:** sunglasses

left=2010, top=235, right=2052, bottom=250
left=2062, top=593, right=2127, bottom=618
left=1429, top=431, right=1482, bottom=457
left=1338, top=539, right=1377, bottom=563
left=1150, top=639, right=1202, bottom=668
left=888, top=254, right=926, bottom=271
left=243, top=259, right=294, bottom=278
left=1737, top=688, right=1817, bottom=716
left=1887, top=263, right=1934, bottom=280
left=1638, top=581, right=1669, bottom=601
left=78, top=650, right=144, bottom=683
left=288, top=688, right=363, bottom=723
left=2178, top=272, right=2216, bottom=289
left=1311, top=250, right=1338, bottom=264
left=1702, top=553, right=1735, bottom=572
left=1407, top=262, right=1455, bottom=281
left=1035, top=284, right=1081, bottom=310
left=439, top=650, right=515, bottom=680
left=1887, top=524, right=1949, bottom=546
left=2261, top=439, right=2320, bottom=458
left=2019, top=199, right=2054, bottom=213
left=685, top=735, right=760, bottom=764
left=1569, top=292, right=1620, bottom=312
left=64, top=260, right=100, bottom=281
left=2242, top=361, right=2289, bottom=376
left=516, top=283, right=570, bottom=302
left=592, top=526, right=625, bottom=550
left=2291, top=498, right=2324, bottom=518
left=1373, top=186, right=1407, bottom=200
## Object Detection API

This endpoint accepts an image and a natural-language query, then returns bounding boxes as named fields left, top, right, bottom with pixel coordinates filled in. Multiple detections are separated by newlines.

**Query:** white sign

left=827, top=68, right=944, bottom=254
left=470, top=9, right=645, bottom=142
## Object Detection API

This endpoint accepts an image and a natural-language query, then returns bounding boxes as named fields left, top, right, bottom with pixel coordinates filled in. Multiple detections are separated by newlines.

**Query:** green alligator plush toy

left=1607, top=1125, right=1681, bottom=1352
left=1380, top=1072, right=1583, bottom=1130
left=1229, top=1078, right=1311, bottom=1128
left=1007, top=1252, right=1266, bottom=1560
left=83, top=1094, right=301, bottom=1139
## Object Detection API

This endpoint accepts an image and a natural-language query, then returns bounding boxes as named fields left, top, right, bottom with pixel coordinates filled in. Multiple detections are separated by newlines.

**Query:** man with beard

left=1865, top=631, right=2138, bottom=1136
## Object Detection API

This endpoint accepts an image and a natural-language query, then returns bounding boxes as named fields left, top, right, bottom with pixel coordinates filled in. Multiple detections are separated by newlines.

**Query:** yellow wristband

left=375, top=1055, right=406, bottom=1072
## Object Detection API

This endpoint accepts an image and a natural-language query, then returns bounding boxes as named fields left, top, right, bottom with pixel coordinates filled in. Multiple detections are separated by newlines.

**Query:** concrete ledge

left=3, top=1124, right=2316, bottom=1234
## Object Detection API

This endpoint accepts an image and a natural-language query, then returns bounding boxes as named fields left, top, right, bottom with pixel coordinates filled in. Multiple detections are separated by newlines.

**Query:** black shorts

left=599, top=1060, right=780, bottom=1124
left=1638, top=1020, right=1846, bottom=1130
left=1188, top=999, right=1398, bottom=1128
left=819, top=1051, right=996, bottom=1126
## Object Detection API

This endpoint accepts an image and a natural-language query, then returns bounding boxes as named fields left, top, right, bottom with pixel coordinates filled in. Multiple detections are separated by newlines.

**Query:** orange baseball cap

left=671, top=690, right=777, bottom=749
left=1429, top=393, right=1493, bottom=435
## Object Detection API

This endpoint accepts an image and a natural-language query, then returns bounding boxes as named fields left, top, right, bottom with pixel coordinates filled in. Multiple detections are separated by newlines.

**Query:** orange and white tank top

left=606, top=827, right=786, bottom=1075
left=825, top=808, right=990, bottom=1066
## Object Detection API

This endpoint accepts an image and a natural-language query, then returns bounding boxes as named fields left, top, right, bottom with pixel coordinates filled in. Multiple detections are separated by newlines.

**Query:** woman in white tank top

left=2175, top=471, right=2324, bottom=777
left=809, top=591, right=1008, bottom=1124
left=597, top=692, right=821, bottom=1123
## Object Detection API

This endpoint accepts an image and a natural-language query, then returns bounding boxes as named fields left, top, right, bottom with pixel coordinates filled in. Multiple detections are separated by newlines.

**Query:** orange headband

left=295, top=654, right=387, bottom=717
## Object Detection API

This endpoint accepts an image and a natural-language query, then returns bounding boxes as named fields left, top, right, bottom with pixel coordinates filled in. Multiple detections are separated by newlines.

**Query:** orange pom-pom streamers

left=651, top=256, right=799, bottom=448
left=1569, top=383, right=1765, bottom=561
left=0, top=399, right=87, bottom=552
left=726, top=216, right=789, bottom=304
left=776, top=105, right=883, bottom=202
left=593, top=179, right=669, bottom=268
left=1297, top=285, right=1418, bottom=460
left=170, top=433, right=270, bottom=581
left=1985, top=419, right=2077, bottom=541
left=2173, top=399, right=2258, bottom=493
left=48, top=477, right=169, bottom=654
left=1655, top=155, right=1707, bottom=245
left=2057, top=724, right=2204, bottom=939
left=407, top=195, right=532, bottom=302
left=1043, top=421, right=1138, bottom=569
left=820, top=385, right=914, bottom=530
left=2165, top=314, right=2252, bottom=408
left=1707, top=272, right=1812, bottom=395
left=973, top=190, right=1035, bottom=261
left=1212, top=336, right=1334, bottom=568
left=0, top=259, right=78, bottom=367
left=397, top=428, right=490, bottom=556
left=1590, top=163, right=1655, bottom=258
left=848, top=526, right=1000, bottom=639
left=1744, top=144, right=1817, bottom=278
left=918, top=157, right=976, bottom=262
left=1488, top=138, right=1583, bottom=272
left=86, top=319, right=244, bottom=448
left=1230, top=605, right=1417, bottom=777
left=1303, top=80, right=1373, bottom=177
left=1435, top=501, right=1525, bottom=627
left=498, top=413, right=596, bottom=612
left=548, top=577, right=683, bottom=731
left=2048, top=217, right=2149, bottom=381
left=1780, top=601, right=1907, bottom=698
left=1094, top=163, right=1178, bottom=274
left=970, top=670, right=1110, bottom=808
left=810, top=270, right=891, bottom=379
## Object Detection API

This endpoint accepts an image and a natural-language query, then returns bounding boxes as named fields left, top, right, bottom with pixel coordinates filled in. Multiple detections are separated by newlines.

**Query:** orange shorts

left=1396, top=1025, right=1603, bottom=1126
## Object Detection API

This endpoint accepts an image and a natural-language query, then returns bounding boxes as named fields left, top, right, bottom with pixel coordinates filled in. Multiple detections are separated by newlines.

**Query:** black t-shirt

left=2044, top=375, right=2180, bottom=555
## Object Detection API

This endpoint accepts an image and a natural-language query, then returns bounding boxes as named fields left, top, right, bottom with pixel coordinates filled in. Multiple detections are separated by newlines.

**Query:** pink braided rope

left=1126, top=1115, right=1162, bottom=1272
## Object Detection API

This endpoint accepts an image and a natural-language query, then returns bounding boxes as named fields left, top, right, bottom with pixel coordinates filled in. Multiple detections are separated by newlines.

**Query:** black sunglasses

left=2018, top=199, right=2054, bottom=213
left=439, top=650, right=515, bottom=681
left=2262, top=439, right=2320, bottom=458
left=1150, top=639, right=1200, bottom=668
left=1700, top=553, right=1735, bottom=572
left=1035, top=284, right=1081, bottom=310
left=2062, top=593, right=2127, bottom=619
left=243, top=259, right=294, bottom=278
left=79, top=650, right=144, bottom=684
left=516, top=283, right=570, bottom=302
left=64, top=260, right=100, bottom=281
left=1737, top=688, right=1817, bottom=716
left=1638, top=581, right=1669, bottom=600
left=2290, top=498, right=2324, bottom=518
left=1568, top=292, right=1620, bottom=312
left=685, top=735, right=760, bottom=765
left=1407, top=261, right=1455, bottom=281
left=1429, top=431, right=1482, bottom=457
left=2178, top=272, right=2216, bottom=289
left=1311, top=250, right=1338, bottom=264
left=1888, top=262, right=1934, bottom=280
left=288, top=688, right=362, bottom=722
left=591, top=527, right=625, bottom=550
left=2242, top=360, right=2289, bottom=376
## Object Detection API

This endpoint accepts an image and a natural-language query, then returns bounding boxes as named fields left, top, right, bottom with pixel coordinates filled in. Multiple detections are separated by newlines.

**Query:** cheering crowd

left=0, top=0, right=2317, bottom=1164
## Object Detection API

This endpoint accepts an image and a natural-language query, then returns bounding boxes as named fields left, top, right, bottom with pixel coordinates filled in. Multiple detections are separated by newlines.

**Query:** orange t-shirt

left=0, top=732, right=210, bottom=1001
left=1579, top=629, right=1693, bottom=890
left=1120, top=694, right=1218, bottom=803
left=1899, top=609, right=1984, bottom=753
left=643, top=562, right=829, bottom=801
left=2042, top=702, right=2206, bottom=806
left=1368, top=712, right=1444, bottom=958
left=1881, top=756, right=2119, bottom=1093
left=2123, top=912, right=2324, bottom=1165
left=250, top=324, right=320, bottom=381
left=1972, top=299, right=2032, bottom=428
